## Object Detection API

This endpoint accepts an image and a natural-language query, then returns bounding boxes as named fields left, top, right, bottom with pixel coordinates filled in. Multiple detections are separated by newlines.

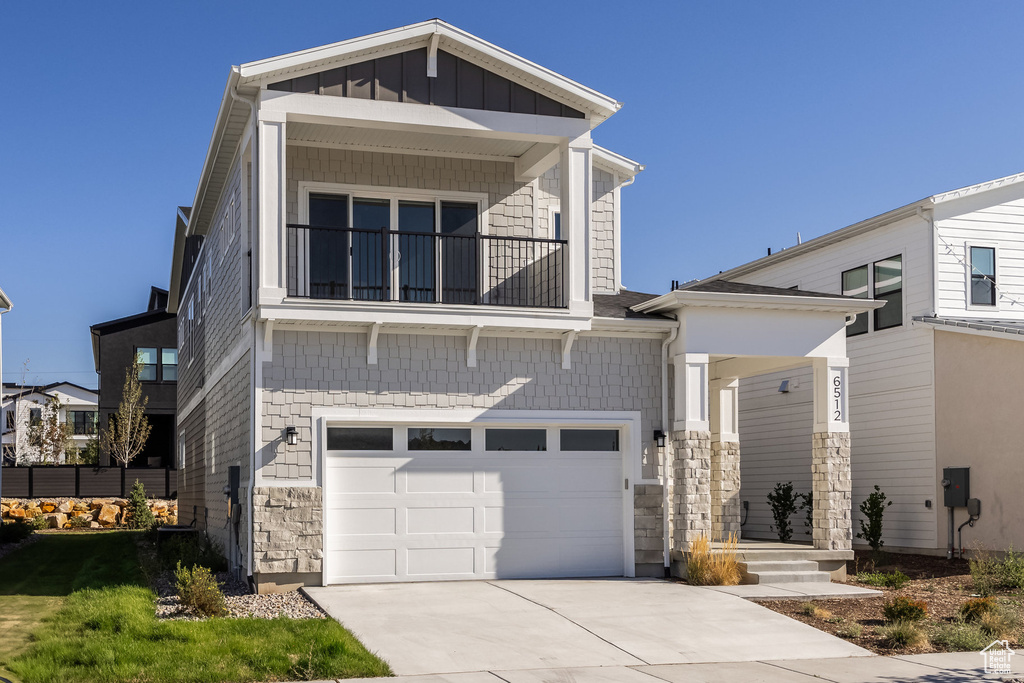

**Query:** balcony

left=286, top=224, right=567, bottom=308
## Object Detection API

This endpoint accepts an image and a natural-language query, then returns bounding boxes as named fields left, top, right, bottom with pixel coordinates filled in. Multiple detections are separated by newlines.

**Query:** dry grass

left=686, top=532, right=741, bottom=586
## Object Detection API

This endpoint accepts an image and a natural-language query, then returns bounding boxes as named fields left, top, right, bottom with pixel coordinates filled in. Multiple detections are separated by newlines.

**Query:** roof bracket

left=427, top=32, right=440, bottom=78
left=466, top=325, right=483, bottom=368
left=367, top=323, right=382, bottom=366
left=561, top=330, right=578, bottom=370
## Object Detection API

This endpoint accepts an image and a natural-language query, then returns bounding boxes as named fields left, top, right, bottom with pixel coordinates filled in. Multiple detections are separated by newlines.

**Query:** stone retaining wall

left=1, top=497, right=178, bottom=529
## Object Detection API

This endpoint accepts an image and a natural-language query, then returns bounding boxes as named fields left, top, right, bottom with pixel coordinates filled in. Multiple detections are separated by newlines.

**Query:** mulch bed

left=757, top=550, right=1023, bottom=654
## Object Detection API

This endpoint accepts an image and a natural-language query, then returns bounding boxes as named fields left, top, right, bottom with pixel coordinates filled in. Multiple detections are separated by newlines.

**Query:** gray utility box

left=943, top=467, right=970, bottom=508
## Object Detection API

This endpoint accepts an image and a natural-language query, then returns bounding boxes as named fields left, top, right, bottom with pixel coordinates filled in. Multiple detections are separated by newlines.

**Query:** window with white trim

left=969, top=245, right=996, bottom=306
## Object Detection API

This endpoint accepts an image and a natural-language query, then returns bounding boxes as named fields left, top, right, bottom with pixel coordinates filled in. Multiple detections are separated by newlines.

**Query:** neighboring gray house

left=168, top=20, right=875, bottom=592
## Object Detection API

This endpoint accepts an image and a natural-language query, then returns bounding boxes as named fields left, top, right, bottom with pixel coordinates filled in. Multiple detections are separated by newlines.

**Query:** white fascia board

left=633, top=290, right=886, bottom=315
left=257, top=301, right=594, bottom=332
left=0, top=286, right=11, bottom=311
left=238, top=20, right=620, bottom=123
left=931, top=170, right=1024, bottom=205
left=260, top=90, right=590, bottom=142
left=707, top=201, right=931, bottom=283
left=593, top=145, right=644, bottom=179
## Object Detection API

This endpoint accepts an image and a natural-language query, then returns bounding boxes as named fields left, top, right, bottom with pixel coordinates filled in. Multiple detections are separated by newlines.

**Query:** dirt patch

left=758, top=550, right=1023, bottom=654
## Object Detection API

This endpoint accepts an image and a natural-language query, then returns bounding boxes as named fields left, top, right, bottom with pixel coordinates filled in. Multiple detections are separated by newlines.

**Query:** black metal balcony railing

left=286, top=225, right=567, bottom=308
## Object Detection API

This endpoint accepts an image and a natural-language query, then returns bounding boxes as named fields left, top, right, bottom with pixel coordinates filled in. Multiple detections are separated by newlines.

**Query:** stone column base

left=671, top=430, right=711, bottom=549
left=812, top=432, right=852, bottom=551
left=711, top=440, right=741, bottom=538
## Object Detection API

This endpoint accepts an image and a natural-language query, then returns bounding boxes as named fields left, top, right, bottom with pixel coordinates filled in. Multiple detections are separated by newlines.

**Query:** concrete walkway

left=302, top=652, right=1019, bottom=682
left=698, top=581, right=882, bottom=600
left=304, top=578, right=869, bottom=676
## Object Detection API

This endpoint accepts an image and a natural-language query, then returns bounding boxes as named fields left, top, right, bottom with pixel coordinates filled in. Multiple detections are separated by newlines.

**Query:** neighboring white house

left=699, top=171, right=1024, bottom=556
left=167, top=20, right=876, bottom=592
left=1, top=382, right=99, bottom=465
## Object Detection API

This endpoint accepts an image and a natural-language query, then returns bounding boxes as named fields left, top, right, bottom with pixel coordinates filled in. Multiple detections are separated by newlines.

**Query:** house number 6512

left=832, top=375, right=843, bottom=421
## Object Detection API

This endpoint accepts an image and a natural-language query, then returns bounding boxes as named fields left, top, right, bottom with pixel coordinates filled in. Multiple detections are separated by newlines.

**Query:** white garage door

left=323, top=424, right=625, bottom=584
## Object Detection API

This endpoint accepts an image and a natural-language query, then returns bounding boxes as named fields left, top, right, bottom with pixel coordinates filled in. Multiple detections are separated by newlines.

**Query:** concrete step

left=733, top=549, right=852, bottom=563
left=743, top=570, right=832, bottom=585
left=739, top=560, right=820, bottom=573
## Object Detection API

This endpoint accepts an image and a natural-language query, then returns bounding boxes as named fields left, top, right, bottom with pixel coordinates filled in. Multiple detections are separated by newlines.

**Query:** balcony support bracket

left=466, top=325, right=483, bottom=368
left=561, top=329, right=578, bottom=370
left=367, top=322, right=382, bottom=366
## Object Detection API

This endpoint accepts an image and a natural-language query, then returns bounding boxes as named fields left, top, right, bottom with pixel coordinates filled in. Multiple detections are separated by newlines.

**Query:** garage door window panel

left=485, top=429, right=547, bottom=451
left=327, top=427, right=394, bottom=450
left=560, top=429, right=620, bottom=451
left=408, top=428, right=471, bottom=450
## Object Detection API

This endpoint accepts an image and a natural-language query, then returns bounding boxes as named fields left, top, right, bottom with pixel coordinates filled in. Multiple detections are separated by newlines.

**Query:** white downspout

left=661, top=315, right=679, bottom=572
left=229, top=80, right=259, bottom=583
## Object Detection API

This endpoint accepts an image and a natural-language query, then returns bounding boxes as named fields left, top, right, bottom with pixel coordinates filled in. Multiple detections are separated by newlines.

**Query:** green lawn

left=0, top=531, right=391, bottom=683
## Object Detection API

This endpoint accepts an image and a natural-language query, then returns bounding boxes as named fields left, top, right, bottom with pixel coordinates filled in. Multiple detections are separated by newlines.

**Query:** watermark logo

left=981, top=640, right=1015, bottom=675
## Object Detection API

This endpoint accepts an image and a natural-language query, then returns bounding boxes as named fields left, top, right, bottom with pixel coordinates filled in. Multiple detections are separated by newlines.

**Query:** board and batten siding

left=935, top=186, right=1024, bottom=320
left=731, top=213, right=939, bottom=549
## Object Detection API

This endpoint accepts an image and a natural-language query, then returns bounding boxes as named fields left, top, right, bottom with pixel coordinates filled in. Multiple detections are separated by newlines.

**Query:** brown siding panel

left=347, top=60, right=374, bottom=99
left=432, top=50, right=458, bottom=106
left=292, top=73, right=319, bottom=95
left=402, top=48, right=429, bottom=104
left=457, top=60, right=485, bottom=110
left=484, top=72, right=511, bottom=112
left=375, top=54, right=403, bottom=102
left=511, top=83, right=537, bottom=114
left=267, top=80, right=292, bottom=92
left=536, top=93, right=562, bottom=117
left=321, top=66, right=346, bottom=97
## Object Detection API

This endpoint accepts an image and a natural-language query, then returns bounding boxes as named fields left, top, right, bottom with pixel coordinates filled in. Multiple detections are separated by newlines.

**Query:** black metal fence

left=286, top=224, right=567, bottom=308
left=0, top=466, right=176, bottom=499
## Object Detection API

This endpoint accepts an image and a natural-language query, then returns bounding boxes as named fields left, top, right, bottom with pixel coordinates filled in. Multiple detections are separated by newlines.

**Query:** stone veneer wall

left=710, top=441, right=741, bottom=537
left=812, top=432, right=853, bottom=551
left=252, top=486, right=323, bottom=585
left=671, top=431, right=711, bottom=549
left=633, top=484, right=665, bottom=571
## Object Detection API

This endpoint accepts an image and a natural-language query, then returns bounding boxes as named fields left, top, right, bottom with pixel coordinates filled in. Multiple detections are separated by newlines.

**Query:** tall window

left=138, top=348, right=158, bottom=381
left=970, top=246, right=996, bottom=306
left=553, top=211, right=561, bottom=240
left=29, top=408, right=42, bottom=426
left=873, top=255, right=903, bottom=331
left=162, top=349, right=178, bottom=382
left=842, top=265, right=869, bottom=336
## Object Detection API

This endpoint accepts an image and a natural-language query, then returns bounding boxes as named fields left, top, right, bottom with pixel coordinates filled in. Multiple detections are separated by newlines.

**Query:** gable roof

left=168, top=21, right=627, bottom=314
left=707, top=169, right=1024, bottom=284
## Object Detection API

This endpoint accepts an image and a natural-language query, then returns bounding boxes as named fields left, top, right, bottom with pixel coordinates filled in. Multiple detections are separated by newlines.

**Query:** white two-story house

left=2, top=382, right=99, bottom=465
left=168, top=20, right=877, bottom=592
left=701, top=172, right=1024, bottom=556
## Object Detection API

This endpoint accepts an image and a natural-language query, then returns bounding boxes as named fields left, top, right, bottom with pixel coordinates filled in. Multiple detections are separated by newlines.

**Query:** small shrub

left=933, top=620, right=990, bottom=652
left=125, top=480, right=156, bottom=530
left=28, top=514, right=48, bottom=530
left=836, top=622, right=863, bottom=639
left=800, top=602, right=833, bottom=620
left=958, top=596, right=996, bottom=623
left=159, top=532, right=228, bottom=572
left=174, top=562, right=226, bottom=617
left=686, top=532, right=740, bottom=586
left=799, top=491, right=813, bottom=537
left=0, top=520, right=34, bottom=544
left=857, top=570, right=910, bottom=589
left=767, top=482, right=800, bottom=542
left=970, top=553, right=999, bottom=597
left=883, top=596, right=928, bottom=623
left=67, top=515, right=92, bottom=529
left=856, top=485, right=892, bottom=553
left=997, top=547, right=1024, bottom=590
left=877, top=620, right=927, bottom=649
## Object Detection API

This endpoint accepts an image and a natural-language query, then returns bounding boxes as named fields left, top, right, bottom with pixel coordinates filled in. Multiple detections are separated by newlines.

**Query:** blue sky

left=2, top=1, right=1024, bottom=388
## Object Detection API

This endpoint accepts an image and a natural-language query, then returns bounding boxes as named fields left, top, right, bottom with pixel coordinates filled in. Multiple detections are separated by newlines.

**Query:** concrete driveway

left=303, top=578, right=870, bottom=676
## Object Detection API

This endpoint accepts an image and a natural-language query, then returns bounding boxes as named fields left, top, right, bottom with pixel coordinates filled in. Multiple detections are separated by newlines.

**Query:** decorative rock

left=89, top=521, right=100, bottom=529
left=97, top=504, right=119, bottom=526
left=57, top=501, right=74, bottom=514
left=41, top=502, right=57, bottom=513
left=47, top=513, right=67, bottom=529
left=9, top=508, right=25, bottom=520
left=90, top=499, right=109, bottom=510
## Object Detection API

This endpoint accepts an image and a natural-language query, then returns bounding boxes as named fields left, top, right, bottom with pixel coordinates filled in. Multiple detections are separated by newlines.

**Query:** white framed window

left=177, top=435, right=186, bottom=471
left=547, top=206, right=562, bottom=241
left=967, top=243, right=997, bottom=308
left=840, top=252, right=904, bottom=337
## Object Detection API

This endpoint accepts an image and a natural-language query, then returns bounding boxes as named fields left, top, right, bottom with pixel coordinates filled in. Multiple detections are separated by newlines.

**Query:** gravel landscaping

left=154, top=569, right=328, bottom=620
left=758, top=549, right=1024, bottom=654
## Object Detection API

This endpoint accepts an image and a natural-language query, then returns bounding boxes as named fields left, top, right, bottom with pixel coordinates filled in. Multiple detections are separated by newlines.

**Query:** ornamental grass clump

left=175, top=561, right=227, bottom=618
left=686, top=532, right=740, bottom=586
left=877, top=620, right=928, bottom=649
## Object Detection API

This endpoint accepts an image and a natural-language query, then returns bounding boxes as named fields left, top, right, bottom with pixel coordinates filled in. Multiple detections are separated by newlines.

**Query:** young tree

left=100, top=357, right=152, bottom=467
left=27, top=395, right=73, bottom=465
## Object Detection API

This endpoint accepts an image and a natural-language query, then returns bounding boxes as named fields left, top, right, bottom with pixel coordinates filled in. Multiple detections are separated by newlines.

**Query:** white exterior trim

left=964, top=240, right=1000, bottom=312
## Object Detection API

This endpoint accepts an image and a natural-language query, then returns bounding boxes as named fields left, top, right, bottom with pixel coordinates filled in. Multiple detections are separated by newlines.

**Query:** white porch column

left=671, top=353, right=711, bottom=550
left=811, top=357, right=852, bottom=550
left=710, top=377, right=741, bottom=537
left=560, top=134, right=592, bottom=310
left=257, top=109, right=287, bottom=303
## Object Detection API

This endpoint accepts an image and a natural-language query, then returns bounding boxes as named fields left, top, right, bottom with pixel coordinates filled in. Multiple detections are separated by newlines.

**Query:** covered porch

left=633, top=281, right=885, bottom=582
